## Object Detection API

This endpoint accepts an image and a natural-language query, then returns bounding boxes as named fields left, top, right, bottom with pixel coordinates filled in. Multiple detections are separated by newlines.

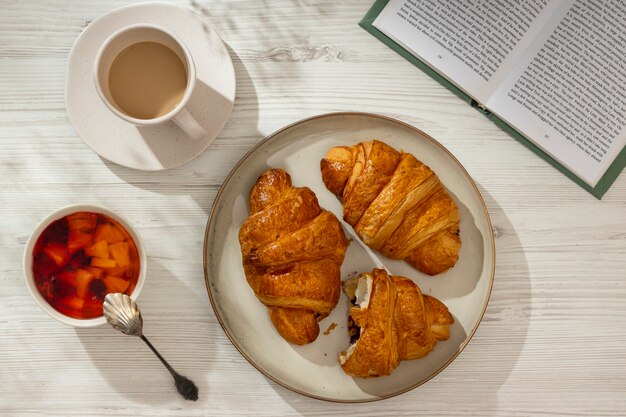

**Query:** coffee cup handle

left=172, top=108, right=206, bottom=141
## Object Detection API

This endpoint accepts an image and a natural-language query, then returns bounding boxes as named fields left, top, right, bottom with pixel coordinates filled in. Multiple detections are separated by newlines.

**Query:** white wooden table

left=2, top=1, right=626, bottom=416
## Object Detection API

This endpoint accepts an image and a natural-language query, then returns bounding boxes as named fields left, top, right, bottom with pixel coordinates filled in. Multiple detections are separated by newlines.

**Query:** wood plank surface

left=1, top=0, right=625, bottom=416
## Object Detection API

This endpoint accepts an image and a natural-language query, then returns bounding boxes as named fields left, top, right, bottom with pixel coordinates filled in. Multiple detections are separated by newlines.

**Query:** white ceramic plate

left=66, top=2, right=235, bottom=170
left=204, top=113, right=495, bottom=402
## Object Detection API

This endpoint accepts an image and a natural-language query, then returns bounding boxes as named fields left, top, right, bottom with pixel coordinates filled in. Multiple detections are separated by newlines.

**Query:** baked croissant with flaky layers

left=339, top=269, right=453, bottom=378
left=321, top=140, right=461, bottom=275
left=238, top=169, right=349, bottom=345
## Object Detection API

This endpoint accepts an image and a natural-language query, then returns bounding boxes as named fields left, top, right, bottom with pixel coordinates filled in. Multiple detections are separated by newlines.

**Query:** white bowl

left=23, top=204, right=147, bottom=327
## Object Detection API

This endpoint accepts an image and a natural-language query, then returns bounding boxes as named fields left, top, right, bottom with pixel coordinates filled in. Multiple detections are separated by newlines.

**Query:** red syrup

left=32, top=212, right=140, bottom=319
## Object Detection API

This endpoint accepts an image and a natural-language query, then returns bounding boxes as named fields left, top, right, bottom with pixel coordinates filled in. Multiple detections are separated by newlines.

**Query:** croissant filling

left=339, top=275, right=372, bottom=364
left=348, top=316, right=360, bottom=344
left=354, top=276, right=372, bottom=308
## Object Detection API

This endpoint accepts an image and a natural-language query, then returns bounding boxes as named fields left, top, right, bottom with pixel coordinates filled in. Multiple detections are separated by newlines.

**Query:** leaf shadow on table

left=267, top=184, right=532, bottom=414
left=100, top=44, right=261, bottom=217
left=75, top=257, right=215, bottom=407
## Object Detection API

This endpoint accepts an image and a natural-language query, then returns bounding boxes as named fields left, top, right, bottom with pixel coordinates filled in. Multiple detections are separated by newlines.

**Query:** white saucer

left=66, top=2, right=236, bottom=170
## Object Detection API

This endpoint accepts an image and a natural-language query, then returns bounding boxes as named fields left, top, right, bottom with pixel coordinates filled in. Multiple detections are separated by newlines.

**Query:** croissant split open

left=239, top=169, right=349, bottom=345
left=339, top=269, right=453, bottom=378
left=321, top=140, right=461, bottom=275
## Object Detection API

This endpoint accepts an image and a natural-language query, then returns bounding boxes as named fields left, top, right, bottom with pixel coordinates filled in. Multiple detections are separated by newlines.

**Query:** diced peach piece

left=85, top=266, right=104, bottom=278
left=109, top=242, right=130, bottom=268
left=68, top=218, right=95, bottom=230
left=103, top=276, right=130, bottom=293
left=65, top=295, right=85, bottom=310
left=115, top=224, right=133, bottom=243
left=58, top=269, right=77, bottom=285
left=43, top=243, right=69, bottom=266
left=94, top=223, right=125, bottom=244
left=85, top=240, right=109, bottom=259
left=91, top=257, right=116, bottom=268
left=67, top=230, right=94, bottom=253
left=67, top=212, right=97, bottom=231
left=104, top=265, right=126, bottom=276
left=75, top=269, right=95, bottom=298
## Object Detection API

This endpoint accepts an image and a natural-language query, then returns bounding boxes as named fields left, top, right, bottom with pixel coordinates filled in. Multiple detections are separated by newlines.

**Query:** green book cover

left=360, top=0, right=626, bottom=199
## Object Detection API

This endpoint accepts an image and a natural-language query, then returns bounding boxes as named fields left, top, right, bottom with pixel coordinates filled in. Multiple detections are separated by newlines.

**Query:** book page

left=373, top=0, right=560, bottom=103
left=488, top=0, right=626, bottom=186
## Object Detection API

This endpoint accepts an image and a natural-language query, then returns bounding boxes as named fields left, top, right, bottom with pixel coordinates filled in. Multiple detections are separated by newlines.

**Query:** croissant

left=320, top=140, right=461, bottom=275
left=238, top=169, right=349, bottom=345
left=339, top=268, right=453, bottom=378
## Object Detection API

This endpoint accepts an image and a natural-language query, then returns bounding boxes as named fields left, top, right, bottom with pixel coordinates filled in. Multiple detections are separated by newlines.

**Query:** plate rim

left=203, top=111, right=496, bottom=402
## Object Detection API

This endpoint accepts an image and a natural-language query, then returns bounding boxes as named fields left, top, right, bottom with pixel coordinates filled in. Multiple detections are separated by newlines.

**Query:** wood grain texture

left=1, top=0, right=626, bottom=416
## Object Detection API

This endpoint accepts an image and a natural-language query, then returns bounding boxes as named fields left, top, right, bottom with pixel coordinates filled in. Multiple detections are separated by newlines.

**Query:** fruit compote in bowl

left=23, top=205, right=146, bottom=327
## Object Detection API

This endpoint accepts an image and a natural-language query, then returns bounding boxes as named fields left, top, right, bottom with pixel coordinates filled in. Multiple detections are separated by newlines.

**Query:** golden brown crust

left=340, top=269, right=453, bottom=377
left=380, top=189, right=460, bottom=260
left=320, top=146, right=358, bottom=197
left=340, top=141, right=402, bottom=227
left=423, top=294, right=454, bottom=341
left=268, top=307, right=319, bottom=345
left=248, top=169, right=292, bottom=214
left=239, top=169, right=349, bottom=345
left=239, top=187, right=320, bottom=257
left=404, top=228, right=461, bottom=275
left=254, top=259, right=340, bottom=313
left=355, top=154, right=439, bottom=249
left=246, top=211, right=347, bottom=267
left=321, top=141, right=461, bottom=275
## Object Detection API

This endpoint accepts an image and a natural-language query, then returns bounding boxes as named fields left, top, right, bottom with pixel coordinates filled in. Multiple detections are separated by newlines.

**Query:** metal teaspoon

left=103, top=293, right=199, bottom=401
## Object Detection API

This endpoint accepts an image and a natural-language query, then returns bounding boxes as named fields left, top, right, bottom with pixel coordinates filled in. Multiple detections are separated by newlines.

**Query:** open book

left=361, top=0, right=626, bottom=198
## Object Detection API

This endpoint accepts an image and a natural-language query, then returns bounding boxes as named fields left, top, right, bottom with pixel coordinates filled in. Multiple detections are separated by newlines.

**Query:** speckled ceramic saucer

left=66, top=2, right=235, bottom=170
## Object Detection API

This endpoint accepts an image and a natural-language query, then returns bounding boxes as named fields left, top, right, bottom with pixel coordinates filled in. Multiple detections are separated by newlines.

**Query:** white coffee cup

left=94, top=24, right=206, bottom=140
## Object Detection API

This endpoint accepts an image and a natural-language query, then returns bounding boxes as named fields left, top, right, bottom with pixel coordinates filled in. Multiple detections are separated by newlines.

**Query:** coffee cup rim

left=93, top=23, right=197, bottom=125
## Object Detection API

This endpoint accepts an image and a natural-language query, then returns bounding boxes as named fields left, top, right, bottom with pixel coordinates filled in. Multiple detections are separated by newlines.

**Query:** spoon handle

left=140, top=335, right=176, bottom=375
left=140, top=335, right=199, bottom=401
